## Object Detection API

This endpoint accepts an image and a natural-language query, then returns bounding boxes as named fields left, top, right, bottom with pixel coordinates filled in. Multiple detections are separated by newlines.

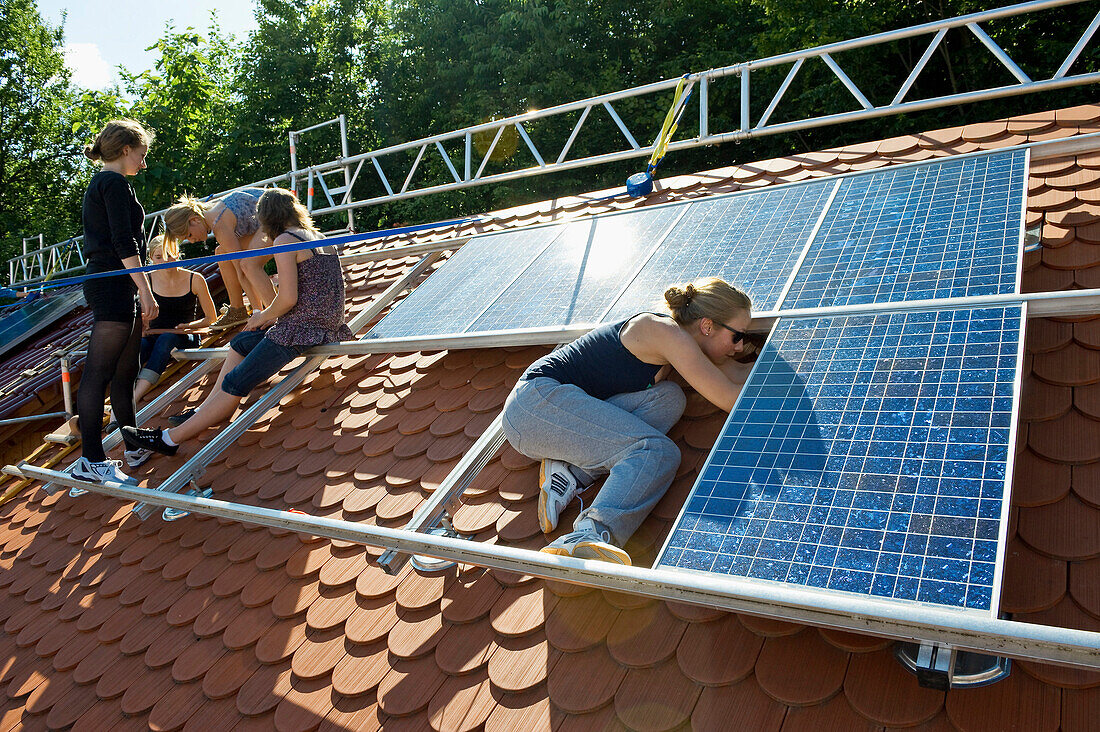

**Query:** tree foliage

left=5, top=0, right=1100, bottom=278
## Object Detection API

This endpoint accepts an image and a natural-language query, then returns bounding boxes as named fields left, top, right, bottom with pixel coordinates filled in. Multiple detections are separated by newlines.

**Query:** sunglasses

left=714, top=322, right=749, bottom=344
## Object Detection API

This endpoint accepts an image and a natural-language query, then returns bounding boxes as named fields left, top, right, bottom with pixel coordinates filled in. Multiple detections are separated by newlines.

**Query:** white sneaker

left=541, top=520, right=631, bottom=565
left=71, top=457, right=136, bottom=486
left=124, top=448, right=154, bottom=468
left=538, top=459, right=582, bottom=534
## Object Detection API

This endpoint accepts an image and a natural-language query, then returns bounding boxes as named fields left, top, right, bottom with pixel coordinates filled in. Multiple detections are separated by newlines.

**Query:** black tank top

left=522, top=314, right=665, bottom=400
left=149, top=273, right=199, bottom=329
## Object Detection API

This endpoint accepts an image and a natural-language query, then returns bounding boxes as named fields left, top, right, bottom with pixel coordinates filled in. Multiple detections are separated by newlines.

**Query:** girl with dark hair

left=122, top=188, right=352, bottom=457
left=72, top=119, right=158, bottom=485
left=501, top=277, right=753, bottom=564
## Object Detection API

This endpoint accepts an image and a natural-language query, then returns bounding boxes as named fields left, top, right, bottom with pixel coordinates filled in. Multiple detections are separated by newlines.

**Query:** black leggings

left=78, top=319, right=142, bottom=462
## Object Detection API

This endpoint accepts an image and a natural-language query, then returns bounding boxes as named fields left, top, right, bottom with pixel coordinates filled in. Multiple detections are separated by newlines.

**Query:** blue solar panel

left=366, top=224, right=565, bottom=339
left=658, top=305, right=1023, bottom=612
left=468, top=205, right=683, bottom=331
left=603, top=180, right=836, bottom=321
left=781, top=150, right=1026, bottom=309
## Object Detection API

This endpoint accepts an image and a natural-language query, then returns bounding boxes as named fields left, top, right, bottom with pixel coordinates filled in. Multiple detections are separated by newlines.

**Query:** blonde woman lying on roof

left=501, top=277, right=753, bottom=565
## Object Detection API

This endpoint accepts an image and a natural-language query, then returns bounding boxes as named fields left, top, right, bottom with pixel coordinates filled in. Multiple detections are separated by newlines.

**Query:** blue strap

left=31, top=216, right=477, bottom=291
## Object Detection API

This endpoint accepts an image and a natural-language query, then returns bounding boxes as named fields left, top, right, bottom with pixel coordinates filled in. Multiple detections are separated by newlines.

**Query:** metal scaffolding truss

left=7, top=0, right=1099, bottom=286
left=296, top=0, right=1099, bottom=217
left=8, top=235, right=87, bottom=289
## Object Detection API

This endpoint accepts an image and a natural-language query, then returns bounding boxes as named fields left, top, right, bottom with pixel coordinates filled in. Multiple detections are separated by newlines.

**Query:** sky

left=36, top=0, right=259, bottom=90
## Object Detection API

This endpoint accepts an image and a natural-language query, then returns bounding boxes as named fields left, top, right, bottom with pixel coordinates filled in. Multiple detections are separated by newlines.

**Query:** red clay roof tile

left=546, top=646, right=625, bottom=714
left=427, top=670, right=496, bottom=732
left=490, top=583, right=557, bottom=638
left=545, top=591, right=620, bottom=652
left=614, top=656, right=700, bottom=731
left=947, top=660, right=1061, bottom=732
left=376, top=654, right=447, bottom=717
left=235, top=659, right=292, bottom=716
left=606, top=602, right=686, bottom=668
left=676, top=613, right=761, bottom=685
left=755, top=630, right=847, bottom=705
left=486, top=632, right=557, bottom=692
left=434, top=620, right=495, bottom=678
left=330, top=640, right=389, bottom=697
left=1017, top=493, right=1100, bottom=560
left=1013, top=449, right=1071, bottom=507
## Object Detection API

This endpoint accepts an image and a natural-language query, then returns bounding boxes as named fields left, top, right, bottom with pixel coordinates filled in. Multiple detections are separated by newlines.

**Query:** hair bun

left=83, top=143, right=100, bottom=161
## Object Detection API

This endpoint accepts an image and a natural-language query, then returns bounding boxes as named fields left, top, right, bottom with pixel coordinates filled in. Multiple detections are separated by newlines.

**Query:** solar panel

left=602, top=179, right=836, bottom=321
left=658, top=305, right=1024, bottom=613
left=468, top=205, right=684, bottom=331
left=781, top=150, right=1026, bottom=310
left=365, top=224, right=565, bottom=339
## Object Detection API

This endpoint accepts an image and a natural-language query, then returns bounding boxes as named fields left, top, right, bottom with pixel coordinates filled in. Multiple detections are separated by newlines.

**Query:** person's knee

left=651, top=435, right=681, bottom=474
left=654, top=381, right=687, bottom=420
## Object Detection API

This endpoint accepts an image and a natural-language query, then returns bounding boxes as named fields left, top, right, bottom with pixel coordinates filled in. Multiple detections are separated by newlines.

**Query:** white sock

left=162, top=430, right=177, bottom=447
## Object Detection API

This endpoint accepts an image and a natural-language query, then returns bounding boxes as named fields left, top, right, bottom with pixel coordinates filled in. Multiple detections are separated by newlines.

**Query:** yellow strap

left=649, top=76, right=690, bottom=170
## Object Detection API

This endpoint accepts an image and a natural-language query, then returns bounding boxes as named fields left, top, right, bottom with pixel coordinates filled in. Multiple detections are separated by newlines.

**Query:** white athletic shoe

left=538, top=459, right=581, bottom=534
left=541, top=520, right=631, bottom=565
left=124, top=448, right=154, bottom=468
left=71, top=457, right=136, bottom=486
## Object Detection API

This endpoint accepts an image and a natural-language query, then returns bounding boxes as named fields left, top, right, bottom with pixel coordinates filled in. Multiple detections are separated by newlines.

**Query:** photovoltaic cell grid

left=658, top=305, right=1023, bottom=612
left=602, top=180, right=835, bottom=322
left=365, top=225, right=564, bottom=339
left=469, top=205, right=682, bottom=331
left=781, top=150, right=1026, bottom=310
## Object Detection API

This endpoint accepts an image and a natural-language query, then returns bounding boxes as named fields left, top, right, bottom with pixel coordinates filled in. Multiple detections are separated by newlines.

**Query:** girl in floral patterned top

left=122, top=188, right=352, bottom=458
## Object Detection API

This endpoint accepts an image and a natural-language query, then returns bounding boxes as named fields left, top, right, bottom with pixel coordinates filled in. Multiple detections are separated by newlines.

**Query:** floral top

left=265, top=234, right=353, bottom=348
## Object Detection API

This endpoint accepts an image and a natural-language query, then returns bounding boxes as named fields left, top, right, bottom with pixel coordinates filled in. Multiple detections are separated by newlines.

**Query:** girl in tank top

left=132, top=236, right=218, bottom=403
left=502, top=278, right=754, bottom=565
left=122, top=188, right=352, bottom=462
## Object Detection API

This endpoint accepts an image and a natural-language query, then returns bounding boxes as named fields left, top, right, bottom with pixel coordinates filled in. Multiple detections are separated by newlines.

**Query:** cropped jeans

left=138, top=333, right=200, bottom=385
left=501, top=376, right=685, bottom=546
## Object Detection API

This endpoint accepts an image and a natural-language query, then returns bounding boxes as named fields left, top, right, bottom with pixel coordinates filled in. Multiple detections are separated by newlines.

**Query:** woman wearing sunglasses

left=501, top=277, right=753, bottom=565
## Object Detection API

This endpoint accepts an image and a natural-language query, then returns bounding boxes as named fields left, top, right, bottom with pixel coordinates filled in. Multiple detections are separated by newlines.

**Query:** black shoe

left=121, top=426, right=179, bottom=456
left=167, top=407, right=197, bottom=427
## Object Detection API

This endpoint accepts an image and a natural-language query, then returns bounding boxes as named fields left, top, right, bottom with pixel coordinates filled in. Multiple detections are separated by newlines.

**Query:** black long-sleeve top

left=81, top=170, right=145, bottom=274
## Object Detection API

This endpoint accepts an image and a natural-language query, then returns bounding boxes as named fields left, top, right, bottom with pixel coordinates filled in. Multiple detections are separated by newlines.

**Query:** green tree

left=122, top=20, right=240, bottom=207
left=0, top=0, right=87, bottom=270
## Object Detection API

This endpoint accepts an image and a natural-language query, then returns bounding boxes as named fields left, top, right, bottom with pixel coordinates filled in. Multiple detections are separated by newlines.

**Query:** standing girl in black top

left=72, top=119, right=158, bottom=485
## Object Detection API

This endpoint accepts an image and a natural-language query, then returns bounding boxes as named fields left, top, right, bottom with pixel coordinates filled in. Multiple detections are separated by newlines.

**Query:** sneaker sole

left=209, top=321, right=245, bottom=331
left=125, top=452, right=152, bottom=468
left=541, top=541, right=631, bottom=565
left=538, top=460, right=554, bottom=534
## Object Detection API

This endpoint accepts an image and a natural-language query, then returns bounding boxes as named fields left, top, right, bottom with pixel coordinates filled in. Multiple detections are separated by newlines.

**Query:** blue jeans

left=221, top=329, right=305, bottom=397
left=501, top=377, right=685, bottom=545
left=138, top=333, right=200, bottom=384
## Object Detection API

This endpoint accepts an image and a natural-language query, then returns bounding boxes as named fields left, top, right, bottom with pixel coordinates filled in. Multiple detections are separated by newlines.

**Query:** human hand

left=140, top=292, right=159, bottom=326
left=244, top=311, right=268, bottom=331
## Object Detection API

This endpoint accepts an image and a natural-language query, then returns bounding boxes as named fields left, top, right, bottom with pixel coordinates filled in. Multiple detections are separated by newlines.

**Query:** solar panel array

left=468, top=205, right=682, bottom=332
left=782, top=151, right=1026, bottom=309
left=367, top=149, right=1026, bottom=342
left=602, top=180, right=835, bottom=321
left=658, top=305, right=1023, bottom=611
left=365, top=148, right=1030, bottom=617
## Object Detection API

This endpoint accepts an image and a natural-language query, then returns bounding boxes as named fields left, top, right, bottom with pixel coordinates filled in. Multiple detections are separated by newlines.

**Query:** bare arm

left=164, top=270, right=219, bottom=331
left=637, top=319, right=744, bottom=412
left=243, top=246, right=298, bottom=330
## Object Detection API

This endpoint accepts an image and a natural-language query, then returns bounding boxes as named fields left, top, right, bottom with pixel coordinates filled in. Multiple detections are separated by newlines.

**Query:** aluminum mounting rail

left=377, top=414, right=507, bottom=574
left=11, top=0, right=1097, bottom=270
left=5, top=462, right=1099, bottom=671
left=131, top=252, right=442, bottom=518
left=37, top=357, right=222, bottom=495
left=170, top=286, right=1100, bottom=362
